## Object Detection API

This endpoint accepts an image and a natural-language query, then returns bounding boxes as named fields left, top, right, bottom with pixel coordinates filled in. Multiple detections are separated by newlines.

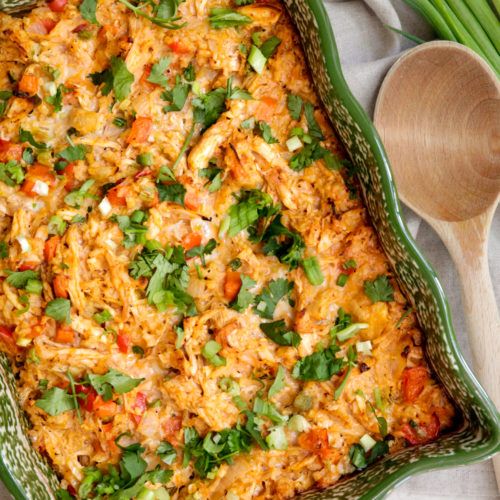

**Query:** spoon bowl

left=375, top=41, right=500, bottom=222
left=374, top=40, right=500, bottom=486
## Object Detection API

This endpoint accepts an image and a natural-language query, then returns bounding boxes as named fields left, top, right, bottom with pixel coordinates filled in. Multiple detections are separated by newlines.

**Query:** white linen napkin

left=324, top=1, right=499, bottom=498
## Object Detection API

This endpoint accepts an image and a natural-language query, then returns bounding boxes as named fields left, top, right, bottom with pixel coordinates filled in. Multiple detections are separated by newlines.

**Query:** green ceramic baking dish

left=0, top=0, right=499, bottom=498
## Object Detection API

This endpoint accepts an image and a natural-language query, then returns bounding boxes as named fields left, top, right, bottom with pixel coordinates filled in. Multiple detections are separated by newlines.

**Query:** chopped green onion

left=301, top=256, right=324, bottom=286
left=266, top=426, right=288, bottom=450
left=286, top=136, right=302, bottom=152
left=336, top=273, right=349, bottom=287
left=287, top=414, right=310, bottom=432
left=359, top=433, right=377, bottom=452
left=248, top=45, right=267, bottom=74
left=333, top=322, right=369, bottom=342
left=356, top=340, right=373, bottom=355
left=137, top=152, right=153, bottom=166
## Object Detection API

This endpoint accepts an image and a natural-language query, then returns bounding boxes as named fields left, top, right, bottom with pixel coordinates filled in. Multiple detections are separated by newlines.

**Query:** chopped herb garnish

left=199, top=164, right=223, bottom=192
left=93, top=309, right=112, bottom=324
left=6, top=270, right=40, bottom=290
left=0, top=90, right=12, bottom=117
left=80, top=0, right=99, bottom=24
left=129, top=243, right=196, bottom=315
left=208, top=8, right=252, bottom=29
left=45, top=84, right=69, bottom=112
left=349, top=439, right=389, bottom=470
left=64, top=179, right=95, bottom=208
left=268, top=364, right=286, bottom=397
left=118, top=0, right=186, bottom=29
left=185, top=238, right=217, bottom=266
left=19, top=129, right=48, bottom=150
left=89, top=56, right=134, bottom=101
left=253, top=396, right=287, bottom=425
left=260, top=36, right=281, bottom=58
left=260, top=320, right=301, bottom=347
left=301, top=256, right=324, bottom=286
left=253, top=278, right=293, bottom=319
left=334, top=346, right=357, bottom=400
left=303, top=102, right=324, bottom=140
left=157, top=182, right=186, bottom=206
left=157, top=441, right=177, bottom=465
left=201, top=340, right=226, bottom=366
left=230, top=274, right=256, bottom=312
left=45, top=298, right=71, bottom=324
left=35, top=386, right=76, bottom=416
left=364, top=275, right=394, bottom=303
left=112, top=210, right=149, bottom=248
left=88, top=368, right=143, bottom=401
left=287, top=94, right=303, bottom=121
left=0, top=160, right=25, bottom=186
left=257, top=121, right=278, bottom=144
left=148, top=56, right=172, bottom=87
left=292, top=343, right=343, bottom=381
left=229, top=258, right=242, bottom=271
left=58, top=144, right=86, bottom=162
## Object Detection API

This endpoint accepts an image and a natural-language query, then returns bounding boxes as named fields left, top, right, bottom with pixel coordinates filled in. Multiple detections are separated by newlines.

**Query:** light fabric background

left=323, top=0, right=499, bottom=498
left=0, top=0, right=498, bottom=499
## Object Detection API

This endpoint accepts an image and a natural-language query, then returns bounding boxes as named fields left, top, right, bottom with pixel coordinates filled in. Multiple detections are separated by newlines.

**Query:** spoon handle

left=435, top=213, right=500, bottom=487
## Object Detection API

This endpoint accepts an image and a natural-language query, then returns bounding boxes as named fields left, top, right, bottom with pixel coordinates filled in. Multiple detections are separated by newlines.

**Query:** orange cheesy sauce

left=0, top=0, right=454, bottom=498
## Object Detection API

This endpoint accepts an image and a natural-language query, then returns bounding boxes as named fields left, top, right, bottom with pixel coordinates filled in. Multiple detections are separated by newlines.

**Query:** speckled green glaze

left=0, top=0, right=499, bottom=499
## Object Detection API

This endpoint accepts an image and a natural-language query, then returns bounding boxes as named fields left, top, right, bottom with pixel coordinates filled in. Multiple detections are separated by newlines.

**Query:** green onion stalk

left=402, top=0, right=500, bottom=75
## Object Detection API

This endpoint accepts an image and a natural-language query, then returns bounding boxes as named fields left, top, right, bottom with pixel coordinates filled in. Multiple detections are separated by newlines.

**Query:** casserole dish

left=0, top=0, right=498, bottom=498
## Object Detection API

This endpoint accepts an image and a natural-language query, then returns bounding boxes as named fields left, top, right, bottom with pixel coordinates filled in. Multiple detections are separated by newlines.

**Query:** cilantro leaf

left=349, top=440, right=389, bottom=470
left=364, top=275, right=394, bottom=303
left=193, top=87, right=227, bottom=129
left=88, top=368, right=143, bottom=401
left=90, top=57, right=134, bottom=101
left=147, top=57, right=171, bottom=87
left=0, top=90, right=12, bottom=117
left=5, top=270, right=39, bottom=289
left=110, top=56, right=134, bottom=101
left=304, top=102, right=324, bottom=140
left=292, top=344, right=344, bottom=381
left=287, top=94, right=303, bottom=121
left=45, top=84, right=68, bottom=112
left=268, top=364, right=286, bottom=397
left=112, top=210, right=149, bottom=248
left=45, top=298, right=71, bottom=324
left=157, top=182, right=186, bottom=206
left=199, top=165, right=223, bottom=192
left=260, top=319, right=301, bottom=347
left=289, top=141, right=331, bottom=171
left=19, top=129, right=48, bottom=150
left=35, top=387, right=76, bottom=416
left=257, top=121, right=278, bottom=144
left=253, top=278, right=293, bottom=319
left=185, top=238, right=217, bottom=266
left=261, top=215, right=305, bottom=269
left=58, top=144, right=86, bottom=162
left=208, top=8, right=252, bottom=29
left=80, top=0, right=99, bottom=24
left=0, top=160, right=25, bottom=186
left=230, top=274, right=256, bottom=312
left=157, top=441, right=177, bottom=465
left=161, top=77, right=190, bottom=112
left=226, top=76, right=252, bottom=100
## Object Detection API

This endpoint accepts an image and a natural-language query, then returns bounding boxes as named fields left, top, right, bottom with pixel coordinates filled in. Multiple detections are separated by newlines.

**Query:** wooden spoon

left=374, top=40, right=500, bottom=483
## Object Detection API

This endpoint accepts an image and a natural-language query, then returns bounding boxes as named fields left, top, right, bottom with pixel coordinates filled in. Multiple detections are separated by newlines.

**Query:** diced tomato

left=127, top=117, right=152, bottom=144
left=0, top=140, right=23, bottom=162
left=184, top=191, right=200, bottom=211
left=18, top=261, right=38, bottom=271
left=72, top=23, right=88, bottom=33
left=54, top=325, right=75, bottom=343
left=0, top=325, right=14, bottom=344
left=106, top=184, right=128, bottom=207
left=47, top=0, right=67, bottom=12
left=61, top=163, right=77, bottom=191
left=67, top=485, right=77, bottom=497
left=182, top=232, right=202, bottom=252
left=117, top=332, right=130, bottom=354
left=18, top=74, right=39, bottom=95
left=168, top=41, right=190, bottom=54
left=401, top=366, right=429, bottom=403
left=53, top=274, right=69, bottom=299
left=260, top=96, right=278, bottom=108
left=93, top=396, right=118, bottom=419
left=298, top=428, right=334, bottom=461
left=402, top=414, right=440, bottom=445
left=44, top=235, right=60, bottom=262
left=41, top=18, right=57, bottom=33
left=75, top=384, right=97, bottom=412
left=131, top=391, right=147, bottom=424
left=21, top=164, right=56, bottom=197
left=223, top=271, right=242, bottom=301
